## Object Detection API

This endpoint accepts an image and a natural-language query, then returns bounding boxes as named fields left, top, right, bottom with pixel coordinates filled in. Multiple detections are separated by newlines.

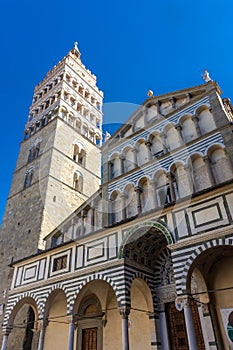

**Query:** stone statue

left=105, top=131, right=111, bottom=142
left=201, top=69, right=212, bottom=82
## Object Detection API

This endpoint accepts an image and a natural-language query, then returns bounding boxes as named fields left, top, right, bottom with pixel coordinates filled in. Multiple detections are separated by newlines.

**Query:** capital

left=119, top=306, right=130, bottom=318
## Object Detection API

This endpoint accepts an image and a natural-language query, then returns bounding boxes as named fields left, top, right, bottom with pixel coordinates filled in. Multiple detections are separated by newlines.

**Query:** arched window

left=124, top=184, right=137, bottom=218
left=138, top=177, right=150, bottom=212
left=209, top=146, right=233, bottom=183
left=154, top=171, right=171, bottom=207
left=164, top=125, right=182, bottom=151
left=190, top=155, right=212, bottom=192
left=136, top=140, right=149, bottom=166
left=73, top=142, right=86, bottom=166
left=73, top=171, right=83, bottom=192
left=171, top=163, right=192, bottom=198
left=149, top=133, right=164, bottom=157
left=123, top=147, right=135, bottom=172
left=110, top=191, right=122, bottom=224
left=24, top=168, right=34, bottom=189
left=28, top=141, right=41, bottom=163
left=180, top=116, right=198, bottom=143
left=196, top=106, right=216, bottom=134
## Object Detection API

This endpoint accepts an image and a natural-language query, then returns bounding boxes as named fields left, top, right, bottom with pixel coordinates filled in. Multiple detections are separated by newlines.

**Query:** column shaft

left=122, top=315, right=130, bottom=350
left=159, top=311, right=170, bottom=350
left=1, top=335, right=9, bottom=350
left=68, top=321, right=75, bottom=350
left=183, top=303, right=198, bottom=350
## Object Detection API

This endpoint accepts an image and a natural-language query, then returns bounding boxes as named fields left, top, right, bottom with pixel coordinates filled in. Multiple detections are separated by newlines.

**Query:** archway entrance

left=7, top=298, right=38, bottom=350
left=188, top=245, right=233, bottom=349
left=73, top=280, right=121, bottom=350
left=121, top=223, right=205, bottom=349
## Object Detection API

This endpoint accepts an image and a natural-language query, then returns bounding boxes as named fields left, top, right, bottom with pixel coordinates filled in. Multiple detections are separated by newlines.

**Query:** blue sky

left=1, top=0, right=233, bottom=223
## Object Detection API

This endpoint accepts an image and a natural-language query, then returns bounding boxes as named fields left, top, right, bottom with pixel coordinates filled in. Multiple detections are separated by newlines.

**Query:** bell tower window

left=24, top=168, right=34, bottom=189
left=73, top=142, right=86, bottom=166
left=73, top=170, right=83, bottom=192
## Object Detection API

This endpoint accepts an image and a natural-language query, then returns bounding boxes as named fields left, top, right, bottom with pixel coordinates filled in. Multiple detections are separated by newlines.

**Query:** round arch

left=6, top=296, right=39, bottom=327
left=69, top=276, right=121, bottom=314
left=118, top=221, right=174, bottom=259
left=177, top=237, right=233, bottom=295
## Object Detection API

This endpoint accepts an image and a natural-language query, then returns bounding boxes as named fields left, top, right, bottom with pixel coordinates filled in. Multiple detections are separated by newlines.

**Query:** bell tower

left=0, top=43, right=103, bottom=304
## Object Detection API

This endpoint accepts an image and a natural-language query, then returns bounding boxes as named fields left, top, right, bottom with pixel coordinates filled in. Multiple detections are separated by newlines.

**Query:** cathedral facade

left=1, top=45, right=233, bottom=350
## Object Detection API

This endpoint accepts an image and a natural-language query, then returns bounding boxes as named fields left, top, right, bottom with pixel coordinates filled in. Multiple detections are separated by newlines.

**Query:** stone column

left=71, top=219, right=75, bottom=240
left=203, top=156, right=215, bottom=186
left=149, top=313, right=160, bottom=350
left=145, top=141, right=152, bottom=160
left=91, top=205, right=95, bottom=231
left=161, top=133, right=167, bottom=153
left=81, top=210, right=86, bottom=235
left=67, top=316, right=75, bottom=350
left=120, top=156, right=125, bottom=174
left=176, top=124, right=184, bottom=145
left=120, top=194, right=127, bottom=221
left=1, top=327, right=12, bottom=350
left=132, top=148, right=138, bottom=168
left=192, top=115, right=201, bottom=137
left=149, top=179, right=157, bottom=208
left=37, top=320, right=48, bottom=350
left=114, top=155, right=121, bottom=177
left=159, top=310, right=170, bottom=350
left=120, top=307, right=130, bottom=350
left=184, top=164, right=194, bottom=195
left=135, top=187, right=142, bottom=214
left=108, top=161, right=113, bottom=180
left=167, top=172, right=175, bottom=202
left=183, top=297, right=198, bottom=350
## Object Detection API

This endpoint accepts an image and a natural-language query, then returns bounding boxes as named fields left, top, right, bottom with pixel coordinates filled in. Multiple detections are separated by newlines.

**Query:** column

left=148, top=313, right=160, bottom=350
left=81, top=210, right=86, bottom=235
left=120, top=194, right=127, bottom=221
left=91, top=204, right=95, bottom=230
left=37, top=320, right=48, bottom=350
left=203, top=156, right=215, bottom=186
left=1, top=327, right=12, bottom=350
left=145, top=141, right=152, bottom=160
left=60, top=228, right=65, bottom=244
left=175, top=124, right=184, bottom=145
left=183, top=297, right=198, bottom=350
left=71, top=219, right=75, bottom=240
left=132, top=147, right=138, bottom=168
left=120, top=307, right=130, bottom=350
left=161, top=133, right=167, bottom=153
left=159, top=310, right=170, bottom=350
left=167, top=172, right=175, bottom=202
left=120, top=156, right=125, bottom=174
left=67, top=316, right=75, bottom=350
left=114, top=155, right=121, bottom=177
left=149, top=179, right=158, bottom=208
left=108, top=161, right=114, bottom=180
left=135, top=187, right=142, bottom=214
left=192, top=115, right=201, bottom=137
